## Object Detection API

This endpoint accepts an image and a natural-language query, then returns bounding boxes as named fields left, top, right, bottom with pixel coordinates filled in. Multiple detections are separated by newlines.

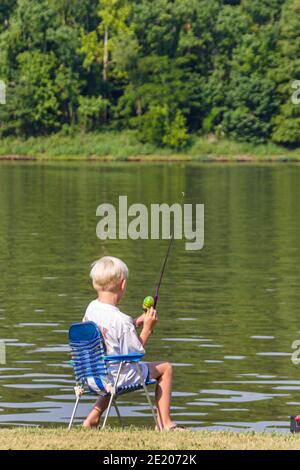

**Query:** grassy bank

left=0, top=427, right=299, bottom=450
left=0, top=130, right=299, bottom=162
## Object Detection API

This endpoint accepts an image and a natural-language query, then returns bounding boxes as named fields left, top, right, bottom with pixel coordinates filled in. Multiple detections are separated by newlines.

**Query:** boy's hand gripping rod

left=142, top=192, right=185, bottom=311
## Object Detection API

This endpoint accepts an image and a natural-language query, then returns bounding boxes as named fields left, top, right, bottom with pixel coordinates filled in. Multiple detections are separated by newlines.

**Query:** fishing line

left=142, top=192, right=185, bottom=311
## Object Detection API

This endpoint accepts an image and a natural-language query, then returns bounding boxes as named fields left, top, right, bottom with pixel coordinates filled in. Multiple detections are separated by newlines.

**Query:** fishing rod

left=142, top=192, right=185, bottom=311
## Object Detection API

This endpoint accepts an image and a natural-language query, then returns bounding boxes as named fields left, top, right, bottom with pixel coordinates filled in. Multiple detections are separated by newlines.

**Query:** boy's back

left=83, top=299, right=148, bottom=387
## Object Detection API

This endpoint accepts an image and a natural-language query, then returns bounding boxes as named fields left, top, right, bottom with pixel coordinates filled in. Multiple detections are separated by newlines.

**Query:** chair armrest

left=103, top=353, right=144, bottom=363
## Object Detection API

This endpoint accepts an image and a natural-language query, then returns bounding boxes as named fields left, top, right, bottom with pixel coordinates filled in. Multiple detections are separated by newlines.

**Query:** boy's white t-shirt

left=83, top=300, right=149, bottom=388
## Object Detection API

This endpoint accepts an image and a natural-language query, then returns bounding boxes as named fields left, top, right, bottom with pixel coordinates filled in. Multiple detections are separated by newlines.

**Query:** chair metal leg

left=102, top=393, right=115, bottom=429
left=113, top=400, right=123, bottom=427
left=135, top=363, right=159, bottom=430
left=68, top=395, right=81, bottom=430
left=102, top=362, right=124, bottom=430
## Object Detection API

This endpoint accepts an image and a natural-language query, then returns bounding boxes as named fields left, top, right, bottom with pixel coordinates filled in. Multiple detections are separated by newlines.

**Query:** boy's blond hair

left=90, top=256, right=129, bottom=292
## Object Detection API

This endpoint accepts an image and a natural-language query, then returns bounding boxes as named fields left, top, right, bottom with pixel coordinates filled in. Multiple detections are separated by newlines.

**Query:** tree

left=79, top=0, right=134, bottom=122
left=0, top=50, right=60, bottom=136
left=242, top=0, right=283, bottom=24
left=219, top=24, right=279, bottom=142
left=78, top=95, right=110, bottom=131
left=271, top=0, right=300, bottom=146
left=0, top=1, right=17, bottom=32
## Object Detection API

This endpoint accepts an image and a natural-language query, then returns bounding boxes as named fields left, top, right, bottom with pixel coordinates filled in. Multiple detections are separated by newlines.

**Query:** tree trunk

left=103, top=25, right=109, bottom=82
left=136, top=98, right=142, bottom=116
left=103, top=24, right=109, bottom=122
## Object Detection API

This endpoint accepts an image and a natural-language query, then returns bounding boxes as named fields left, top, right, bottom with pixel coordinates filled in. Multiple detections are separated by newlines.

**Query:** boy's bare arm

left=139, top=307, right=158, bottom=347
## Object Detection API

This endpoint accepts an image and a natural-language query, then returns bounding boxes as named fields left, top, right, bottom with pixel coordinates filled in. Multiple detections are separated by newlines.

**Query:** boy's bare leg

left=149, top=362, right=176, bottom=430
left=83, top=396, right=110, bottom=428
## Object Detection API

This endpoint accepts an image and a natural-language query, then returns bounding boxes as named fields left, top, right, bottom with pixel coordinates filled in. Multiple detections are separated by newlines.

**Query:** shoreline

left=0, top=132, right=299, bottom=163
left=0, top=154, right=300, bottom=163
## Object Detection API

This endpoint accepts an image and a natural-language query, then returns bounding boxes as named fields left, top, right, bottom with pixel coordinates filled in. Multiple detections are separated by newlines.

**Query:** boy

left=82, top=256, right=184, bottom=431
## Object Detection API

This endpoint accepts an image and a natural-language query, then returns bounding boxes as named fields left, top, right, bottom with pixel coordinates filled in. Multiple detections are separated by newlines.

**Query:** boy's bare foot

left=156, top=423, right=189, bottom=432
left=164, top=424, right=188, bottom=432
left=82, top=420, right=97, bottom=428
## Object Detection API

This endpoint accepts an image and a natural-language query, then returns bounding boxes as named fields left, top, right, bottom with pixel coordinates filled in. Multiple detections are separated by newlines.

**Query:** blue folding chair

left=68, top=321, right=158, bottom=430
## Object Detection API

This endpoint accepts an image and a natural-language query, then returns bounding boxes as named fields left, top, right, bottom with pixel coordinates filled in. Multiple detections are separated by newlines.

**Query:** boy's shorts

left=106, top=361, right=150, bottom=390
left=87, top=362, right=152, bottom=395
left=88, top=362, right=153, bottom=396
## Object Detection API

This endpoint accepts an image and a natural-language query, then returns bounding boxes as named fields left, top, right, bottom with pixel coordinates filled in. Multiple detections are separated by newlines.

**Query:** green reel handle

left=142, top=295, right=155, bottom=311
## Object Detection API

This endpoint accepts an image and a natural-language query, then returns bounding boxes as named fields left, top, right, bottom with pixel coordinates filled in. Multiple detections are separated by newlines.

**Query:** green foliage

left=139, top=105, right=168, bottom=146
left=222, top=76, right=277, bottom=143
left=139, top=105, right=188, bottom=149
left=78, top=96, right=109, bottom=131
left=202, top=107, right=224, bottom=133
left=79, top=0, right=133, bottom=70
left=163, top=111, right=188, bottom=149
left=0, top=50, right=60, bottom=136
left=242, top=0, right=283, bottom=24
left=0, top=0, right=300, bottom=148
left=271, top=0, right=300, bottom=145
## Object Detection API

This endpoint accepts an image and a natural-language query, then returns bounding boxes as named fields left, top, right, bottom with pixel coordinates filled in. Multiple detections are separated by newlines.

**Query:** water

left=1, top=161, right=300, bottom=431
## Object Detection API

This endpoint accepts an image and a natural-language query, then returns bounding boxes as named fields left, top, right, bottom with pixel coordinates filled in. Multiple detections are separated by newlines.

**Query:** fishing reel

left=142, top=296, right=155, bottom=311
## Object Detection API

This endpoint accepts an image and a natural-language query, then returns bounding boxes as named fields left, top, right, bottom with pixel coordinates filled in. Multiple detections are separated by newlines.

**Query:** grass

left=0, top=130, right=299, bottom=162
left=0, top=427, right=300, bottom=450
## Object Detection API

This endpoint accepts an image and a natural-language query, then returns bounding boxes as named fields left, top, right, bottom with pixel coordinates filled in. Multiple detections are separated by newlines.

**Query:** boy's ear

left=120, top=279, right=127, bottom=290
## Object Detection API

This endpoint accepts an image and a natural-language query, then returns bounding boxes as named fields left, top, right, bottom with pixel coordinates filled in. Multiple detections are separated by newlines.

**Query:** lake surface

left=1, top=161, right=300, bottom=432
